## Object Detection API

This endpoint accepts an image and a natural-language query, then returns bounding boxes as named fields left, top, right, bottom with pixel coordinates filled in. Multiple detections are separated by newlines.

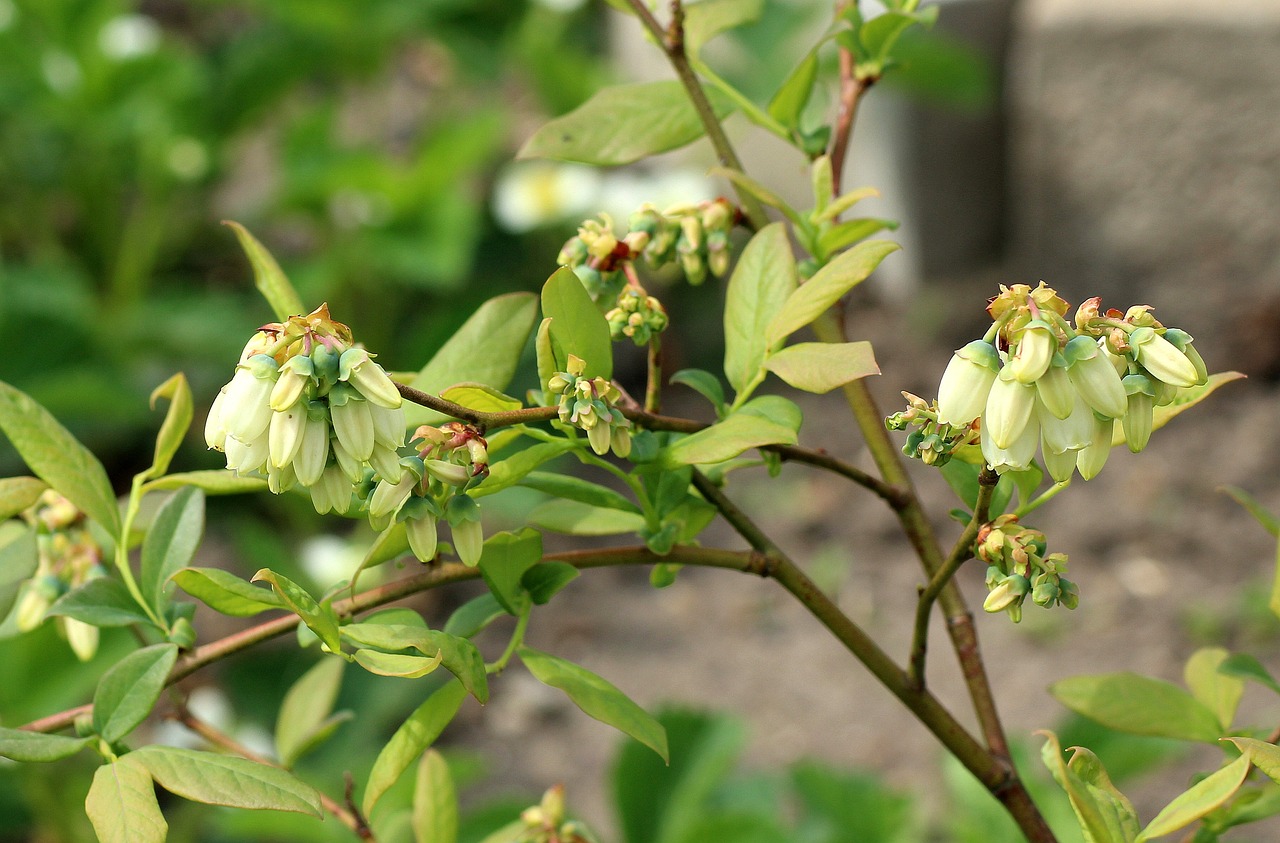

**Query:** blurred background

left=1, top=0, right=1279, bottom=840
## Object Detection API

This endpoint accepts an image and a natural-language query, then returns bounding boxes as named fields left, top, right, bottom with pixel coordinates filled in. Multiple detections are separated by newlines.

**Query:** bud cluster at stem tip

left=605, top=288, right=668, bottom=346
left=977, top=514, right=1078, bottom=622
left=548, top=355, right=632, bottom=458
left=908, top=282, right=1208, bottom=482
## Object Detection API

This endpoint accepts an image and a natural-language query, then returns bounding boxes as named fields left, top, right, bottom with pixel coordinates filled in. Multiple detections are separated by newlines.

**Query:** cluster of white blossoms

left=931, top=283, right=1208, bottom=481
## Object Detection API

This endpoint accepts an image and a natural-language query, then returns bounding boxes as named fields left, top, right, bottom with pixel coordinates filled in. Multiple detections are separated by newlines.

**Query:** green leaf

left=528, top=499, right=648, bottom=536
left=541, top=267, right=612, bottom=380
left=1184, top=647, right=1243, bottom=732
left=407, top=293, right=539, bottom=427
left=0, top=380, right=121, bottom=538
left=86, top=757, right=167, bottom=843
left=1228, top=737, right=1280, bottom=785
left=659, top=414, right=797, bottom=468
left=0, top=476, right=47, bottom=520
left=439, top=383, right=523, bottom=415
left=132, top=745, right=323, bottom=816
left=93, top=643, right=179, bottom=743
left=1039, top=731, right=1140, bottom=843
left=1220, top=485, right=1280, bottom=537
left=354, top=649, right=445, bottom=679
left=363, top=680, right=468, bottom=818
left=1218, top=653, right=1280, bottom=696
left=669, top=369, right=726, bottom=411
left=170, top=567, right=286, bottom=617
left=352, top=523, right=410, bottom=592
left=764, top=341, right=879, bottom=393
left=140, top=487, right=204, bottom=613
left=1136, top=754, right=1250, bottom=842
left=276, top=658, right=347, bottom=769
left=708, top=168, right=805, bottom=227
left=141, top=470, right=268, bottom=496
left=767, top=240, right=900, bottom=345
left=146, top=373, right=193, bottom=481
left=684, top=0, right=763, bottom=57
left=223, top=220, right=305, bottom=322
left=476, top=528, right=542, bottom=615
left=0, top=528, right=38, bottom=622
left=251, top=569, right=342, bottom=655
left=536, top=316, right=558, bottom=394
left=813, top=187, right=882, bottom=225
left=0, top=727, right=91, bottom=762
left=48, top=577, right=155, bottom=628
left=340, top=623, right=488, bottom=703
left=816, top=218, right=899, bottom=256
left=1050, top=673, right=1223, bottom=742
left=475, top=440, right=577, bottom=498
left=519, top=471, right=640, bottom=513
left=723, top=223, right=799, bottom=395
left=859, top=11, right=919, bottom=61
left=518, top=646, right=668, bottom=762
left=736, top=395, right=804, bottom=433
left=442, top=593, right=506, bottom=638
left=522, top=562, right=580, bottom=605
left=768, top=50, right=819, bottom=129
left=518, top=81, right=732, bottom=166
left=413, top=749, right=458, bottom=843
left=1112, top=372, right=1244, bottom=447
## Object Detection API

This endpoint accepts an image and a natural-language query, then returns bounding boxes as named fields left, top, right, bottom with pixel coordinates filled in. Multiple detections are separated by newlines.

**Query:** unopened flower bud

left=447, top=494, right=483, bottom=567
left=983, top=574, right=1028, bottom=613
left=1162, top=328, right=1208, bottom=385
left=310, top=464, right=353, bottom=515
left=985, top=368, right=1037, bottom=450
left=268, top=405, right=307, bottom=469
left=1129, top=326, right=1199, bottom=389
left=1121, top=374, right=1155, bottom=453
left=329, top=385, right=375, bottom=460
left=936, top=340, right=1000, bottom=426
left=64, top=618, right=100, bottom=662
left=1075, top=415, right=1114, bottom=481
left=1035, top=362, right=1075, bottom=420
left=1064, top=337, right=1127, bottom=419
left=1058, top=577, right=1080, bottom=609
left=270, top=354, right=314, bottom=411
left=981, top=407, right=1039, bottom=472
left=1008, top=320, right=1056, bottom=384
left=223, top=355, right=278, bottom=442
left=405, top=513, right=439, bottom=563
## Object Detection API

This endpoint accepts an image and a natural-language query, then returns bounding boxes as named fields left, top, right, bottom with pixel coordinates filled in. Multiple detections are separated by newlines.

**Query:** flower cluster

left=977, top=514, right=1078, bottom=623
left=605, top=288, right=668, bottom=346
left=556, top=198, right=738, bottom=300
left=205, top=304, right=406, bottom=512
left=927, top=283, right=1207, bottom=482
left=548, top=355, right=632, bottom=458
left=13, top=491, right=106, bottom=660
left=516, top=785, right=597, bottom=843
left=365, top=423, right=488, bottom=566
left=885, top=392, right=977, bottom=468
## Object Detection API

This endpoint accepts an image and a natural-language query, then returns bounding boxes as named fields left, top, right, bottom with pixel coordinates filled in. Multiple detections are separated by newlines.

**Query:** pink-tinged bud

left=330, top=387, right=375, bottom=461
left=984, top=368, right=1037, bottom=450
left=1129, top=327, right=1199, bottom=388
left=1008, top=320, right=1056, bottom=384
left=310, top=464, right=352, bottom=515
left=937, top=340, right=1000, bottom=426
left=1064, top=337, right=1127, bottom=419
left=1075, top=416, right=1114, bottom=480
left=1035, top=362, right=1075, bottom=420
left=270, top=355, right=313, bottom=411
left=268, top=406, right=307, bottom=469
left=405, top=514, right=439, bottom=563
left=1121, top=374, right=1156, bottom=454
left=205, top=387, right=229, bottom=451
left=981, top=409, right=1039, bottom=472
left=292, top=413, right=330, bottom=486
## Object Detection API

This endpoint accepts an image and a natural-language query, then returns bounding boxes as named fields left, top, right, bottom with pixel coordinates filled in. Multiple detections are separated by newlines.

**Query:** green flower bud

left=64, top=618, right=99, bottom=662
left=1122, top=374, right=1156, bottom=453
left=425, top=459, right=471, bottom=486
left=270, top=354, right=314, bottom=411
left=340, top=348, right=403, bottom=409
left=405, top=513, right=439, bottom=563
left=267, top=461, right=298, bottom=494
left=557, top=236, right=588, bottom=267
left=937, top=340, right=1000, bottom=426
left=1040, top=437, right=1077, bottom=483
left=1075, top=415, right=1114, bottom=481
left=1038, top=392, right=1093, bottom=455
left=368, top=472, right=418, bottom=519
left=984, top=367, right=1037, bottom=450
left=1064, top=337, right=1127, bottom=419
left=292, top=411, right=331, bottom=485
left=1129, top=326, right=1199, bottom=389
left=369, top=443, right=403, bottom=484
left=310, top=464, right=353, bottom=515
left=1162, top=328, right=1209, bottom=385
left=1035, top=361, right=1075, bottom=420
left=983, top=574, right=1028, bottom=613
left=225, top=433, right=269, bottom=475
left=329, top=384, right=375, bottom=461
left=1058, top=577, right=1080, bottom=609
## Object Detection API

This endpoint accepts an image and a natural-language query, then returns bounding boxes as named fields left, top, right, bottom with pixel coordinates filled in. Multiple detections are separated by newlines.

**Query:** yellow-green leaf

left=766, top=240, right=900, bottom=345
left=86, top=757, right=167, bottom=843
left=223, top=220, right=305, bottom=321
left=364, top=680, right=467, bottom=817
left=1183, top=647, right=1243, bottom=732
left=541, top=267, right=612, bottom=380
left=1136, top=753, right=1250, bottom=842
left=1039, top=731, right=1140, bottom=843
left=0, top=476, right=47, bottom=521
left=276, top=658, right=348, bottom=769
left=141, top=470, right=268, bottom=496
left=440, top=383, right=522, bottom=414
left=147, top=373, right=193, bottom=480
left=413, top=749, right=458, bottom=843
left=170, top=567, right=286, bottom=617
left=723, top=223, right=798, bottom=395
left=251, top=569, right=342, bottom=655
left=354, top=649, right=445, bottom=679
left=1050, top=673, right=1222, bottom=742
left=659, top=413, right=797, bottom=468
left=684, top=0, right=763, bottom=57
left=764, top=341, right=879, bottom=393
left=133, top=745, right=323, bottom=816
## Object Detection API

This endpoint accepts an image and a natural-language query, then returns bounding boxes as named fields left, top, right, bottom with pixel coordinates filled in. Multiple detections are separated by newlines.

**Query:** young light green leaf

left=147, top=372, right=193, bottom=480
left=522, top=562, right=580, bottom=605
left=0, top=476, right=47, bottom=521
left=659, top=414, right=797, bottom=469
left=223, top=220, right=305, bottom=322
left=251, top=569, right=342, bottom=655
left=768, top=50, right=818, bottom=130
left=0, top=380, right=121, bottom=538
left=439, top=383, right=522, bottom=415
left=477, top=821, right=527, bottom=843
left=474, top=440, right=576, bottom=498
left=340, top=623, right=488, bottom=703
left=859, top=10, right=922, bottom=61
left=542, top=267, right=612, bottom=380
left=276, top=658, right=348, bottom=769
left=0, top=528, right=38, bottom=622
left=669, top=369, right=726, bottom=412
left=1218, top=653, right=1280, bottom=695
left=141, top=470, right=268, bottom=496
left=736, top=394, right=804, bottom=433
left=519, top=471, right=640, bottom=513
left=442, top=593, right=506, bottom=639
left=1227, top=737, right=1280, bottom=784
left=766, top=240, right=900, bottom=345
left=1050, top=673, right=1223, bottom=742
left=1184, top=647, right=1243, bottom=732
left=518, top=82, right=731, bottom=166
left=723, top=223, right=799, bottom=395
left=354, top=649, right=445, bottom=679
left=407, top=292, right=539, bottom=425
left=363, top=680, right=468, bottom=818
left=1136, top=753, right=1250, bottom=842
left=518, top=646, right=668, bottom=762
left=0, top=727, right=91, bottom=762
left=133, top=745, right=323, bottom=816
left=140, top=487, right=205, bottom=612
left=413, top=749, right=458, bottom=843
left=528, top=500, right=648, bottom=536
left=1038, top=731, right=1140, bottom=843
left=764, top=341, right=879, bottom=393
left=86, top=756, right=167, bottom=843
left=170, top=567, right=286, bottom=617
left=476, top=528, right=543, bottom=615
left=684, top=0, right=764, bottom=57
left=816, top=217, right=899, bottom=256
left=1220, top=485, right=1280, bottom=537
left=48, top=577, right=155, bottom=628
left=1112, top=371, right=1245, bottom=447
left=813, top=187, right=882, bottom=225
left=93, top=643, right=179, bottom=743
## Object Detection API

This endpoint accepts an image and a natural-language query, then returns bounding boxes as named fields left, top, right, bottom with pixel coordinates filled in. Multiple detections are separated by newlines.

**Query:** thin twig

left=829, top=3, right=877, bottom=197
